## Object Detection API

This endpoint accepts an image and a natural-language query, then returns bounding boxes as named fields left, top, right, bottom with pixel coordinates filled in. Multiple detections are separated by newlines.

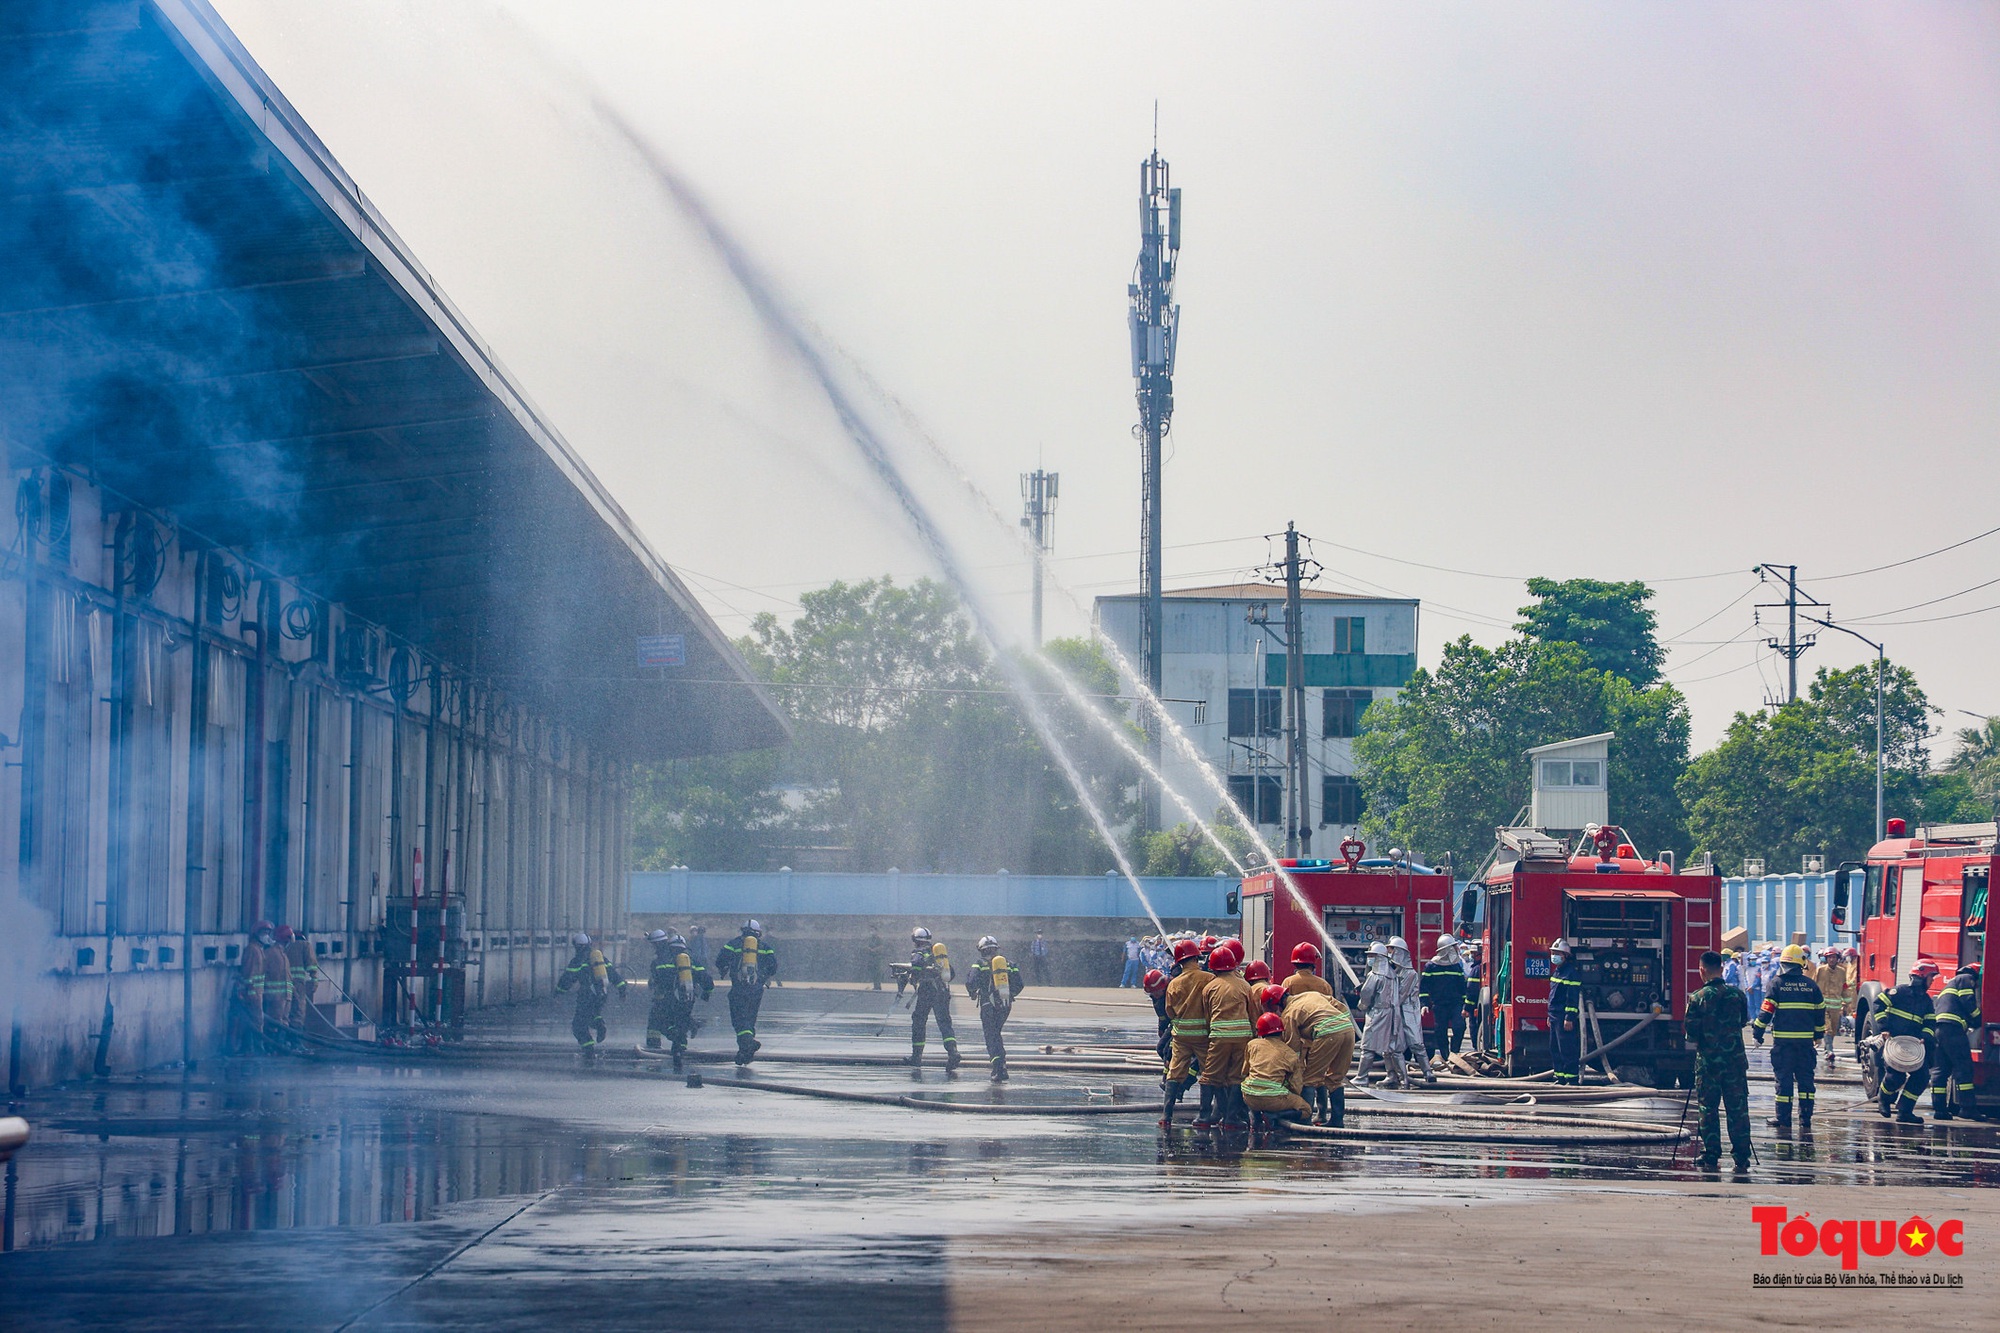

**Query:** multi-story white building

left=1095, top=584, right=1420, bottom=842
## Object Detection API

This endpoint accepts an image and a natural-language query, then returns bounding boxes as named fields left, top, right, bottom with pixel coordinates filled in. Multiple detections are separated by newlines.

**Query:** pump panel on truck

left=1471, top=825, right=1717, bottom=1087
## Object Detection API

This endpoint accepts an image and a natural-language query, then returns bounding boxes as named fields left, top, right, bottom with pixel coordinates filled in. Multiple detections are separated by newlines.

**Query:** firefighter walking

left=898, top=927, right=961, bottom=1070
left=1813, top=946, right=1850, bottom=1069
left=715, top=919, right=777, bottom=1064
left=1932, top=961, right=1982, bottom=1121
left=644, top=929, right=711, bottom=1068
left=1685, top=949, right=1753, bottom=1171
left=1160, top=938, right=1212, bottom=1128
left=556, top=932, right=627, bottom=1053
left=1872, top=962, right=1938, bottom=1124
left=1751, top=944, right=1825, bottom=1134
left=967, top=935, right=1024, bottom=1081
left=1546, top=939, right=1583, bottom=1085
left=1420, top=935, right=1467, bottom=1064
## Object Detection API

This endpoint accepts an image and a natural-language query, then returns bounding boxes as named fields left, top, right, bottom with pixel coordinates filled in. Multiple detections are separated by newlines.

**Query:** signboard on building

left=637, top=634, right=686, bottom=668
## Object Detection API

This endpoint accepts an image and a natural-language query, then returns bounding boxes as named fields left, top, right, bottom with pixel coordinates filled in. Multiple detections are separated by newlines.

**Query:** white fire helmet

left=571, top=932, right=592, bottom=947
left=912, top=926, right=933, bottom=942
left=646, top=929, right=669, bottom=943
left=1550, top=938, right=1571, bottom=958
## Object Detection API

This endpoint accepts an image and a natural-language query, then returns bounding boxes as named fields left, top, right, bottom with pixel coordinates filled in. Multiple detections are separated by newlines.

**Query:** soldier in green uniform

left=1684, top=949, right=1752, bottom=1171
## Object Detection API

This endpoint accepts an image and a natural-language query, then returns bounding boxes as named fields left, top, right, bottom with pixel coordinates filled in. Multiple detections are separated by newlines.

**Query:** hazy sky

left=215, top=1, right=2000, bottom=753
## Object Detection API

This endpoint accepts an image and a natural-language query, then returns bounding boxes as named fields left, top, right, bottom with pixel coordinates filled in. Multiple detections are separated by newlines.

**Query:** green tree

left=1679, top=661, right=1967, bottom=871
left=1138, top=809, right=1257, bottom=877
left=1516, top=577, right=1664, bottom=687
left=1946, top=716, right=2000, bottom=816
left=1354, top=637, right=1690, bottom=872
left=631, top=750, right=785, bottom=871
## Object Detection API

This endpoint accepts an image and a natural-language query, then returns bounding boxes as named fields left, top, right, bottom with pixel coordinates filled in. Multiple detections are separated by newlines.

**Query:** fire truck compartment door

left=1896, top=865, right=1925, bottom=974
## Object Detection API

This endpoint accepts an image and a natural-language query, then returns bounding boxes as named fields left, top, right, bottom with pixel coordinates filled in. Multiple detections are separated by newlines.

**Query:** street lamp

left=1805, top=615, right=1884, bottom=840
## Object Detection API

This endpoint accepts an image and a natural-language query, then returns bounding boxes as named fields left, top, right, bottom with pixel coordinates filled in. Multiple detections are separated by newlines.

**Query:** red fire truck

left=1237, top=839, right=1455, bottom=1001
left=1472, top=825, right=1720, bottom=1086
left=1831, top=818, right=1997, bottom=1098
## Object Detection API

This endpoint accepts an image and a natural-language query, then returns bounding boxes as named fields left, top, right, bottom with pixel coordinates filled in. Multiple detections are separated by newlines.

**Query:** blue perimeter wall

left=1721, top=874, right=1838, bottom=948
left=631, top=869, right=1238, bottom=921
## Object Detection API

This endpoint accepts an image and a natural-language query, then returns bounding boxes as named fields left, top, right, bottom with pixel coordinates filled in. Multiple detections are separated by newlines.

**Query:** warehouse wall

left=1, top=467, right=631, bottom=1086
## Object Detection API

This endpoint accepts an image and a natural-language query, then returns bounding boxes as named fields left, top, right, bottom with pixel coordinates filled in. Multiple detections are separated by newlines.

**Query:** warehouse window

left=1227, top=688, right=1282, bottom=738
left=1321, top=776, right=1363, bottom=825
left=1322, top=688, right=1373, bottom=738
left=1333, top=617, right=1366, bottom=655
left=1228, top=774, right=1283, bottom=825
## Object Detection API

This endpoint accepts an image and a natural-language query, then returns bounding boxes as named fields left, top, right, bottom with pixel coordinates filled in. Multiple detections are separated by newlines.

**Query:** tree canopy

left=1354, top=636, right=1691, bottom=872
left=1137, top=809, right=1258, bottom=877
left=1516, top=577, right=1664, bottom=687
left=631, top=577, right=1137, bottom=873
left=1678, top=662, right=1986, bottom=872
left=1945, top=716, right=2000, bottom=817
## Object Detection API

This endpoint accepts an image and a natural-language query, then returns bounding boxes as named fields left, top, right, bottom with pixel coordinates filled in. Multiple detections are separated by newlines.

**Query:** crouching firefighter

left=1161, top=938, right=1212, bottom=1129
left=899, top=927, right=961, bottom=1070
left=1751, top=944, right=1825, bottom=1133
left=556, top=932, right=628, bottom=1053
left=715, top=919, right=777, bottom=1064
left=1241, top=1011, right=1313, bottom=1135
left=1872, top=961, right=1938, bottom=1124
left=1932, top=961, right=1982, bottom=1121
left=968, top=936, right=1025, bottom=1081
left=1281, top=978, right=1356, bottom=1126
left=644, top=929, right=712, bottom=1068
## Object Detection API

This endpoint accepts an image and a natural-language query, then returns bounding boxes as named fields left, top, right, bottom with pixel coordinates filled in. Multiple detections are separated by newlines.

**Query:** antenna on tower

left=1128, top=126, right=1181, bottom=829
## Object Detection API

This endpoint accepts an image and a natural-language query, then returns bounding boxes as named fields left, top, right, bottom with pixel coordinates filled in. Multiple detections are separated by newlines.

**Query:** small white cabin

left=1528, top=732, right=1611, bottom=831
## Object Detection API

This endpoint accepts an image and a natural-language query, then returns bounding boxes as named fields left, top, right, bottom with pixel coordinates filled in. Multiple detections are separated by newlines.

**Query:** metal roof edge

left=1524, top=732, right=1615, bottom=756
left=146, top=0, right=781, bottom=725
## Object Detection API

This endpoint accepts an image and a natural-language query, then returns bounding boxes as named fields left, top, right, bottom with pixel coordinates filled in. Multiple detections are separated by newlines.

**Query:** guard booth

left=1239, top=840, right=1453, bottom=1001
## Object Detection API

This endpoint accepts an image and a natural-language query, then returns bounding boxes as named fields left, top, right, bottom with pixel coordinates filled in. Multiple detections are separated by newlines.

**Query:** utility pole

left=1019, top=469, right=1058, bottom=647
left=1281, top=524, right=1310, bottom=857
left=1756, top=563, right=1821, bottom=705
left=1128, top=133, right=1181, bottom=829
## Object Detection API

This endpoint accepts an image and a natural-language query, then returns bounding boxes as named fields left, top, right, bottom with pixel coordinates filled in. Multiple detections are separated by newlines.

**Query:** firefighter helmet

left=1549, top=938, right=1571, bottom=958
left=1255, top=1012, right=1285, bottom=1037
left=1291, top=942, right=1322, bottom=967
left=665, top=932, right=687, bottom=950
left=1911, top=960, right=1940, bottom=985
left=911, top=926, right=932, bottom=942
left=1207, top=946, right=1236, bottom=972
left=1366, top=941, right=1390, bottom=958
left=646, top=929, right=670, bottom=943
left=571, top=932, right=591, bottom=946
left=1259, top=983, right=1287, bottom=1009
left=1244, top=960, right=1272, bottom=983
left=977, top=935, right=1000, bottom=954
left=742, top=919, right=763, bottom=935
left=1221, top=938, right=1245, bottom=964
left=1388, top=936, right=1408, bottom=953
left=1172, top=938, right=1203, bottom=964
left=1435, top=934, right=1455, bottom=953
left=1780, top=944, right=1810, bottom=965
left=1143, top=968, right=1169, bottom=996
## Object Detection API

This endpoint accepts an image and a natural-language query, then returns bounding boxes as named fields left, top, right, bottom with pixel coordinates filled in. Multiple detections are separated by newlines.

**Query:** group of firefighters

left=230, top=921, right=321, bottom=1050
left=1724, top=943, right=1859, bottom=1068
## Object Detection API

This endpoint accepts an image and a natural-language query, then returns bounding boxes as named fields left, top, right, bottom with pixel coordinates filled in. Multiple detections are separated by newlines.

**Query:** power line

left=1855, top=598, right=2000, bottom=628
left=1819, top=520, right=2000, bottom=581
left=1847, top=573, right=2000, bottom=624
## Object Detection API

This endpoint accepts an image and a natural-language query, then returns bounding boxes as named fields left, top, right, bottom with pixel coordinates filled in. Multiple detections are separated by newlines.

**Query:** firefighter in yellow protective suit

left=1279, top=979, right=1357, bottom=1126
left=1241, top=1011, right=1312, bottom=1134
left=1198, top=946, right=1255, bottom=1133
left=1813, top=946, right=1850, bottom=1069
left=1161, top=938, right=1212, bottom=1128
left=277, top=925, right=318, bottom=1031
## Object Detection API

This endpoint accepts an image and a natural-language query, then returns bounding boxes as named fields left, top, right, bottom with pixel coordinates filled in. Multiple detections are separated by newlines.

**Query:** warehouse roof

left=1097, top=583, right=1417, bottom=604
left=0, top=0, right=786, bottom=758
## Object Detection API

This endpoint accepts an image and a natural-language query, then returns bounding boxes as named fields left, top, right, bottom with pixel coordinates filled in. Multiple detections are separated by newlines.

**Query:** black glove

left=1752, top=1032, right=1764, bottom=1046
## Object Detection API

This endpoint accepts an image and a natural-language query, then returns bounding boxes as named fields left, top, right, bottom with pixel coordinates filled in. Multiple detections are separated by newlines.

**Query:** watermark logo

left=1753, top=1206, right=1964, bottom=1272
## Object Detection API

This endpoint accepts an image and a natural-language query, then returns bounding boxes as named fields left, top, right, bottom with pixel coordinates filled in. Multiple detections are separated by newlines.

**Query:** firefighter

left=256, top=922, right=293, bottom=1035
left=1283, top=942, right=1334, bottom=998
left=1197, top=945, right=1255, bottom=1132
left=1813, top=946, right=1850, bottom=1069
left=1462, top=941, right=1485, bottom=1052
left=644, top=929, right=711, bottom=1068
left=1547, top=939, right=1583, bottom=1086
left=1420, top=935, right=1468, bottom=1065
left=715, top=919, right=777, bottom=1064
left=967, top=936, right=1024, bottom=1081
left=1932, top=961, right=1982, bottom=1121
left=1243, top=959, right=1272, bottom=987
left=898, top=927, right=961, bottom=1070
left=1353, top=942, right=1406, bottom=1087
left=1872, top=961, right=1938, bottom=1124
left=1751, top=944, right=1825, bottom=1133
left=1280, top=977, right=1355, bottom=1126
left=1388, top=935, right=1430, bottom=1083
left=555, top=932, right=627, bottom=1053
left=232, top=922, right=278, bottom=1052
left=1161, top=938, right=1213, bottom=1129
left=277, top=926, right=317, bottom=1031
left=1144, top=967, right=1171, bottom=1066
left=1684, top=950, right=1753, bottom=1171
left=1241, top=1011, right=1312, bottom=1134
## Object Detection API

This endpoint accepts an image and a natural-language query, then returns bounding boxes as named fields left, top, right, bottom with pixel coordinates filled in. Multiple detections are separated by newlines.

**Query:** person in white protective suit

left=1389, top=935, right=1432, bottom=1085
left=1353, top=942, right=1407, bottom=1087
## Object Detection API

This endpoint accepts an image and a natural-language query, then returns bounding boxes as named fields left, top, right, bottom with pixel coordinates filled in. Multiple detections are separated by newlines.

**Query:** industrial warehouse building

left=1096, top=584, right=1418, bottom=841
left=0, top=0, right=786, bottom=1085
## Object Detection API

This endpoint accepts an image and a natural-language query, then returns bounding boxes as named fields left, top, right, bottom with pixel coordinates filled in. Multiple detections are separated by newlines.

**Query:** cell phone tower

left=1128, top=133, right=1180, bottom=828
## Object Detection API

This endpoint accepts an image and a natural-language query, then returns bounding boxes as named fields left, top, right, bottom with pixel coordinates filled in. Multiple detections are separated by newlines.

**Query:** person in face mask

left=1389, top=936, right=1430, bottom=1085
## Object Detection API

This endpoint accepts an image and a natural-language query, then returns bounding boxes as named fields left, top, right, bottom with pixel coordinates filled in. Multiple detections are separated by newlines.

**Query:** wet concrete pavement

left=3, top=985, right=1997, bottom=1328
